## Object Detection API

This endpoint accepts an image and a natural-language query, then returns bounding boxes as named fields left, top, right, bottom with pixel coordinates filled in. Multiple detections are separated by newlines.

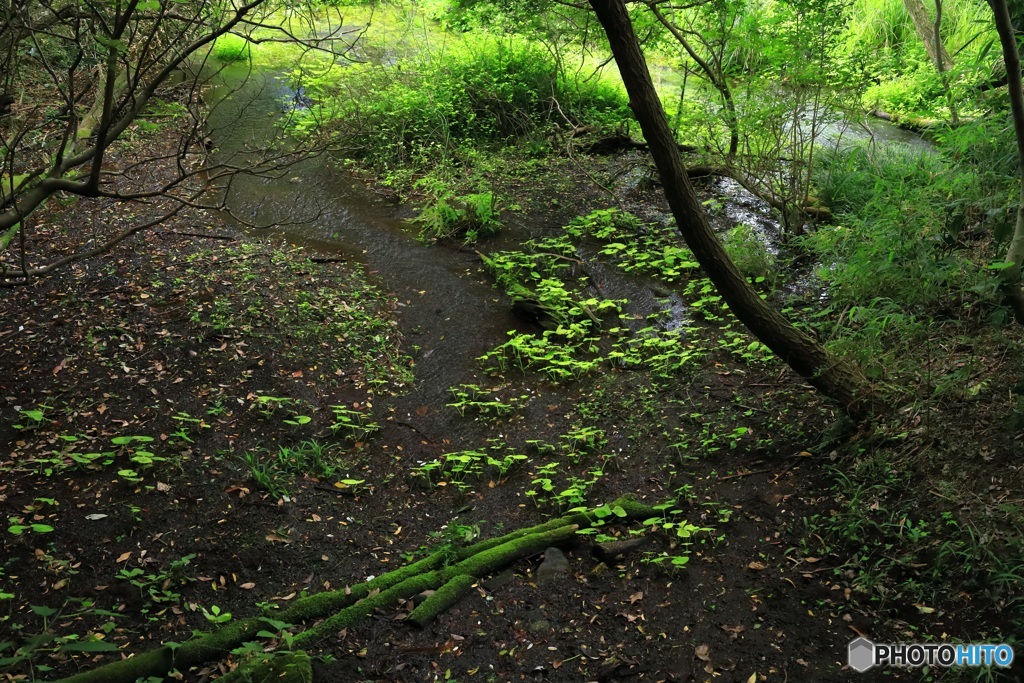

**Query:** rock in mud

left=591, top=535, right=654, bottom=564
left=536, top=547, right=570, bottom=583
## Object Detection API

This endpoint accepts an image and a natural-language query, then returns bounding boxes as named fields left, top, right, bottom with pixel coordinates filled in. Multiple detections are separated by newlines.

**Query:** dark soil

left=2, top=116, right=1021, bottom=683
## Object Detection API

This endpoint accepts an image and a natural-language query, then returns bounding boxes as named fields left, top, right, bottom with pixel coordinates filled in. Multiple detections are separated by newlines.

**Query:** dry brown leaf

left=629, top=591, right=644, bottom=604
left=239, top=582, right=255, bottom=590
left=804, top=557, right=821, bottom=563
left=116, top=551, right=132, bottom=563
left=747, top=673, right=758, bottom=683
left=265, top=533, right=291, bottom=544
left=695, top=644, right=710, bottom=661
left=747, top=561, right=767, bottom=571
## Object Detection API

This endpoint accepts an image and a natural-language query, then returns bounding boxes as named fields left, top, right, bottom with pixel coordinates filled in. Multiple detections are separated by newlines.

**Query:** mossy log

left=49, top=496, right=656, bottom=683
left=408, top=575, right=478, bottom=628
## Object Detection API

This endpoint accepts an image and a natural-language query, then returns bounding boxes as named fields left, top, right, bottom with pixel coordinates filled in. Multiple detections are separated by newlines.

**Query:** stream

left=204, top=64, right=522, bottom=443
left=202, top=62, right=931, bottom=440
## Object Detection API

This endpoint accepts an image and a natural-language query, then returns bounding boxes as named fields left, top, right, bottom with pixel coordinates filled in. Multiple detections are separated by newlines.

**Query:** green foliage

left=212, top=34, right=253, bottom=63
left=862, top=63, right=946, bottom=118
left=447, top=383, right=525, bottom=417
left=329, top=405, right=379, bottom=442
left=293, top=34, right=628, bottom=178
left=243, top=440, right=357, bottom=499
left=413, top=441, right=528, bottom=490
left=116, top=554, right=197, bottom=617
left=12, top=404, right=50, bottom=430
left=416, top=191, right=501, bottom=243
left=565, top=209, right=699, bottom=283
left=841, top=0, right=997, bottom=118
left=810, top=142, right=993, bottom=312
left=723, top=223, right=775, bottom=283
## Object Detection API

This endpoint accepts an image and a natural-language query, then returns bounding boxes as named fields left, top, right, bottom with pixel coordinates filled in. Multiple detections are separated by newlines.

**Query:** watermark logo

left=849, top=638, right=1015, bottom=671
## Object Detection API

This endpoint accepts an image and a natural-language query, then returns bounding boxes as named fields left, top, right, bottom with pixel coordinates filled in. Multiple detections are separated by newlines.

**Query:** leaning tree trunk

left=904, top=0, right=953, bottom=71
left=588, top=0, right=886, bottom=421
left=988, top=0, right=1024, bottom=321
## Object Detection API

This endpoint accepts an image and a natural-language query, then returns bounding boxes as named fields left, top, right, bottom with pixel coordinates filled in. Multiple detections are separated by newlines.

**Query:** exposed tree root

left=50, top=496, right=657, bottom=683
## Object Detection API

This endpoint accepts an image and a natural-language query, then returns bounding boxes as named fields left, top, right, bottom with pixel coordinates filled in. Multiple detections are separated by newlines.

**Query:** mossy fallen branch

left=49, top=495, right=657, bottom=683
left=409, top=574, right=477, bottom=628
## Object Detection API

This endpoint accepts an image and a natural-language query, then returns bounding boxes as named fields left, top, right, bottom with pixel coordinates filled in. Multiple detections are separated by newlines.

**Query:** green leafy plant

left=12, top=404, right=51, bottom=430
left=329, top=405, right=379, bottom=442
left=201, top=604, right=233, bottom=624
left=417, top=191, right=501, bottom=243
left=211, top=34, right=252, bottom=63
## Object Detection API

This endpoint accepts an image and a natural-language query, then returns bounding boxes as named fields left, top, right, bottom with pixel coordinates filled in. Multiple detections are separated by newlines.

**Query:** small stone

left=528, top=618, right=552, bottom=635
left=536, top=547, right=570, bottom=584
left=482, top=569, right=516, bottom=592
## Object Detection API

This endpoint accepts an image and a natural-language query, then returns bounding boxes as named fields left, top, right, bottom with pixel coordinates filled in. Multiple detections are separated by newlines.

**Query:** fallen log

left=50, top=496, right=658, bottom=683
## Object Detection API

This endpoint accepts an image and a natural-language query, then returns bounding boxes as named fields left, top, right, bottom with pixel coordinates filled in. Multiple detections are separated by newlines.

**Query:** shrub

left=416, top=191, right=501, bottom=243
left=294, top=34, right=629, bottom=173
left=810, top=142, right=990, bottom=312
left=212, top=34, right=252, bottom=63
left=723, top=223, right=775, bottom=283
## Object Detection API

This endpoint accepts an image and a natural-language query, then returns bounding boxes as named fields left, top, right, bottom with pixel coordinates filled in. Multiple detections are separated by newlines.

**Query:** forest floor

left=2, top=114, right=1023, bottom=683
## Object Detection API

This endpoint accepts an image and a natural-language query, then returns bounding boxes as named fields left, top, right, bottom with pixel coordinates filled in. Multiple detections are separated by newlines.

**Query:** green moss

left=409, top=575, right=478, bottom=628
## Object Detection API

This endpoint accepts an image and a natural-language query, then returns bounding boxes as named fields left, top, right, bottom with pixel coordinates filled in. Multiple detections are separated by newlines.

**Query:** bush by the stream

left=294, top=34, right=629, bottom=175
left=807, top=140, right=1007, bottom=373
left=212, top=34, right=253, bottom=63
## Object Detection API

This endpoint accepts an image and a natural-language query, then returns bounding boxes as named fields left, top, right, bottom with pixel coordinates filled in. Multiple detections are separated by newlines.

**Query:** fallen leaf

left=156, top=482, right=171, bottom=492
left=695, top=644, right=710, bottom=662
left=747, top=673, right=757, bottom=683
left=265, top=533, right=291, bottom=544
left=915, top=603, right=936, bottom=614
left=629, top=591, right=644, bottom=604
left=86, top=514, right=109, bottom=521
left=804, top=557, right=821, bottom=564
left=116, top=552, right=132, bottom=563
left=415, top=406, right=429, bottom=416
left=747, top=561, right=767, bottom=571
left=240, top=582, right=256, bottom=590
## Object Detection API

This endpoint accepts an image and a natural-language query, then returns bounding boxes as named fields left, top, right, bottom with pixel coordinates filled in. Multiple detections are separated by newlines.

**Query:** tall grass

left=807, top=141, right=1002, bottom=369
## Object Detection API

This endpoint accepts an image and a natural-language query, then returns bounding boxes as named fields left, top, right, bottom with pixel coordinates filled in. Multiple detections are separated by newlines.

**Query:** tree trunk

left=988, top=0, right=1024, bottom=321
left=904, top=0, right=953, bottom=71
left=933, top=0, right=959, bottom=123
left=588, top=0, right=886, bottom=421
